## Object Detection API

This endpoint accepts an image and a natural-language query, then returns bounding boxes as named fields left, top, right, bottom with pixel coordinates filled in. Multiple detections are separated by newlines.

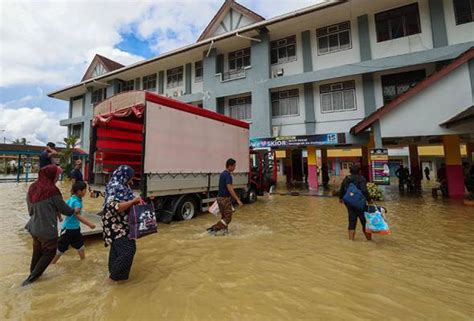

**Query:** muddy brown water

left=0, top=181, right=473, bottom=321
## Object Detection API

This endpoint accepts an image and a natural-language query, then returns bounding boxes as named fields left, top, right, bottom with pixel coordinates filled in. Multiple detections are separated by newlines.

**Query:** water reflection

left=0, top=182, right=473, bottom=321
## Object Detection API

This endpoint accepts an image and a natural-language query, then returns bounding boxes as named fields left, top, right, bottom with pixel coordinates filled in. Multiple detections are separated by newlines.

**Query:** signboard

left=250, top=133, right=345, bottom=149
left=370, top=148, right=390, bottom=185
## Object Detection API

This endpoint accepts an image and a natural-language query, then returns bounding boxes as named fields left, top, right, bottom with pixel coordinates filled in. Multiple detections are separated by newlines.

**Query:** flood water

left=1, top=181, right=473, bottom=321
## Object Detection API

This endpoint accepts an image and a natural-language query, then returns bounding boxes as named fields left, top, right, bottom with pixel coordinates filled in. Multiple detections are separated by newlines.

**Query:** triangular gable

left=81, top=54, right=124, bottom=82
left=351, top=47, right=474, bottom=135
left=197, top=0, right=265, bottom=42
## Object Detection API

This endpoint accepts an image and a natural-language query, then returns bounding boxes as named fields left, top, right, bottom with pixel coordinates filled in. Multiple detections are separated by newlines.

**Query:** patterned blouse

left=102, top=201, right=130, bottom=247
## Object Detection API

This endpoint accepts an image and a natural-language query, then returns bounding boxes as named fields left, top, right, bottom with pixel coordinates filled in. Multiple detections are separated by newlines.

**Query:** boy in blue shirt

left=52, top=181, right=96, bottom=263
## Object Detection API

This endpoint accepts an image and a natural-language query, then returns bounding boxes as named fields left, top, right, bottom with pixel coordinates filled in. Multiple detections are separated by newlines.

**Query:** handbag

left=129, top=200, right=158, bottom=239
left=364, top=205, right=391, bottom=235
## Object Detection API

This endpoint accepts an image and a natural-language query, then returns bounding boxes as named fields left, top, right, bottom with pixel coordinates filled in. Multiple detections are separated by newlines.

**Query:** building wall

left=366, top=0, right=434, bottom=59
left=71, top=98, right=83, bottom=118
left=313, top=75, right=366, bottom=134
left=271, top=84, right=306, bottom=136
left=443, top=0, right=474, bottom=45
left=380, top=63, right=473, bottom=137
left=372, top=63, right=437, bottom=108
left=269, top=31, right=304, bottom=77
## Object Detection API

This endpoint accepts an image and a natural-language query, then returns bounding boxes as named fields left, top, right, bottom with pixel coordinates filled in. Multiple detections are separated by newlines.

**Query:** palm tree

left=12, top=138, right=30, bottom=145
left=58, top=136, right=79, bottom=177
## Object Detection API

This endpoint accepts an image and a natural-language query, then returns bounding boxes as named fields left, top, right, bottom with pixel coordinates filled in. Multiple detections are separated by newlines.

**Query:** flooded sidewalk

left=0, top=182, right=473, bottom=321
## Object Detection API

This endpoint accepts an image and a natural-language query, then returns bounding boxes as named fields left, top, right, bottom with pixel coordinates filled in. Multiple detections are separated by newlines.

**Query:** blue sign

left=250, top=133, right=344, bottom=148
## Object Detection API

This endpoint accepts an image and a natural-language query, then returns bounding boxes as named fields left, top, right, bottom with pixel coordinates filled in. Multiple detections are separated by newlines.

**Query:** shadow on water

left=0, top=181, right=473, bottom=321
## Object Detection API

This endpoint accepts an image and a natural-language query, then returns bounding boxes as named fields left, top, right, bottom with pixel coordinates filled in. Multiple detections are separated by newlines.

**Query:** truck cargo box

left=90, top=91, right=250, bottom=198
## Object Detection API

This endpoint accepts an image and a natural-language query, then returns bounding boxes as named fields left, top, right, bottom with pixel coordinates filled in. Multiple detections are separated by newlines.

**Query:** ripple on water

left=0, top=182, right=473, bottom=321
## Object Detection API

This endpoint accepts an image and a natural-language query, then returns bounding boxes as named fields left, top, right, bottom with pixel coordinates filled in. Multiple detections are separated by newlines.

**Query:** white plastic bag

left=208, top=201, right=220, bottom=216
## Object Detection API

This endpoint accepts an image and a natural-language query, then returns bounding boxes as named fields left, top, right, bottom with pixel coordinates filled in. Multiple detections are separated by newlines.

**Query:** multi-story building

left=49, top=0, right=474, bottom=197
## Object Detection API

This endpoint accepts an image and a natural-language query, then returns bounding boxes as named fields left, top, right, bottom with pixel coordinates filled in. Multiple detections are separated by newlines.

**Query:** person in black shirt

left=39, top=142, right=58, bottom=169
left=339, top=165, right=372, bottom=241
left=70, top=159, right=84, bottom=184
left=207, top=158, right=243, bottom=235
left=395, top=165, right=409, bottom=191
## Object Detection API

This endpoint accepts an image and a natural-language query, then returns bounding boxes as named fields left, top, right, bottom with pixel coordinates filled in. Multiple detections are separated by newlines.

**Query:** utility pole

left=0, top=129, right=5, bottom=144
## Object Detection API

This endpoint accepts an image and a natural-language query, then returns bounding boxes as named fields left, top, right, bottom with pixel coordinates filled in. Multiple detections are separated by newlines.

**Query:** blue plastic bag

left=364, top=205, right=391, bottom=235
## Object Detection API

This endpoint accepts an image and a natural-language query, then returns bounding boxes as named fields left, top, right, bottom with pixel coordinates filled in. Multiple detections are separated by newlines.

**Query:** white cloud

left=0, top=105, right=67, bottom=146
left=0, top=0, right=150, bottom=87
left=0, top=0, right=326, bottom=88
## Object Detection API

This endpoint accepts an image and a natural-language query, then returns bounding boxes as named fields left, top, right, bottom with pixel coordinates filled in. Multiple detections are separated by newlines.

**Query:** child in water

left=52, top=181, right=96, bottom=263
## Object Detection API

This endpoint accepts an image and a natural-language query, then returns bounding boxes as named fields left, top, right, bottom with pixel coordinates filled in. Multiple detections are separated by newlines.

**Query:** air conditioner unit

left=272, top=126, right=280, bottom=138
left=273, top=68, right=284, bottom=78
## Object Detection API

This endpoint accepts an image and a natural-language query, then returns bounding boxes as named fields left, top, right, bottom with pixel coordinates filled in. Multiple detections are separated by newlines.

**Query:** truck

left=88, top=91, right=276, bottom=221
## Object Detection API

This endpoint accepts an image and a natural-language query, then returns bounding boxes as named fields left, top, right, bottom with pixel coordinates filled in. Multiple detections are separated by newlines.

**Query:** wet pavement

left=0, top=181, right=473, bottom=321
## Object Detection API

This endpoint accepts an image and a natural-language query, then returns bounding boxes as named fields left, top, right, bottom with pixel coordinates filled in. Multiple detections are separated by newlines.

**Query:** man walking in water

left=207, top=158, right=243, bottom=236
left=39, top=142, right=58, bottom=169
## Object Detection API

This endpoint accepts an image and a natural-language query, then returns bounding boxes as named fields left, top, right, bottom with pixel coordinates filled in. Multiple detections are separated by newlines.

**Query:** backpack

left=342, top=179, right=366, bottom=211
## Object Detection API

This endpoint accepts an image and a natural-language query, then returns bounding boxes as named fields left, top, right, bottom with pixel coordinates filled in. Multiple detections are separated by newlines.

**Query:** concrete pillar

left=361, top=134, right=375, bottom=181
left=203, top=48, right=218, bottom=112
left=285, top=149, right=293, bottom=185
left=428, top=0, right=448, bottom=48
left=320, top=147, right=328, bottom=187
left=357, top=14, right=372, bottom=61
left=335, top=157, right=340, bottom=176
left=409, top=145, right=422, bottom=191
left=185, top=63, right=192, bottom=95
left=250, top=31, right=271, bottom=138
left=443, top=135, right=465, bottom=199
left=307, top=146, right=318, bottom=190
left=158, top=71, right=164, bottom=95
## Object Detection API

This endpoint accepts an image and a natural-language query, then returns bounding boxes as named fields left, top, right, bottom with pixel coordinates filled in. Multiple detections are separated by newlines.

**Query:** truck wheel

left=175, top=196, right=197, bottom=221
left=246, top=186, right=258, bottom=204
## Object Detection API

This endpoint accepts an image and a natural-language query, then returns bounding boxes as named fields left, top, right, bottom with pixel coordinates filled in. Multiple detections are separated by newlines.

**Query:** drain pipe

left=206, top=40, right=215, bottom=57
left=236, top=32, right=261, bottom=42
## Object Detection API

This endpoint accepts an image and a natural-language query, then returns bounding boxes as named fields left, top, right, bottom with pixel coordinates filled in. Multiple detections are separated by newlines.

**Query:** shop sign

left=250, top=133, right=344, bottom=148
left=370, top=148, right=390, bottom=185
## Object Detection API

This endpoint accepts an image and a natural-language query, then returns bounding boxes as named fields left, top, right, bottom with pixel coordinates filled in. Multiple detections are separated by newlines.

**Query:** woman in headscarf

left=102, top=165, right=141, bottom=283
left=23, top=165, right=78, bottom=286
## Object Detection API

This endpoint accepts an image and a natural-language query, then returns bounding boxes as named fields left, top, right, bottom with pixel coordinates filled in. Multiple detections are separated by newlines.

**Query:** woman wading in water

left=23, top=165, right=79, bottom=286
left=102, top=165, right=141, bottom=284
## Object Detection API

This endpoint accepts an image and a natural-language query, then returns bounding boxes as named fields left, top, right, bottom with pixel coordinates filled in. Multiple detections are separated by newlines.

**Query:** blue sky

left=0, top=0, right=318, bottom=145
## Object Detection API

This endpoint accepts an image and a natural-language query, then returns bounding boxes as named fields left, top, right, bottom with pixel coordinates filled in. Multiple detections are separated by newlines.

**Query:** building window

left=142, top=74, right=157, bottom=91
left=271, top=89, right=299, bottom=117
left=375, top=3, right=421, bottom=42
left=381, top=69, right=426, bottom=104
left=167, top=67, right=183, bottom=88
left=320, top=81, right=356, bottom=113
left=229, top=48, right=251, bottom=71
left=453, top=0, right=474, bottom=25
left=195, top=61, right=203, bottom=82
left=229, top=96, right=251, bottom=120
left=117, top=79, right=134, bottom=93
left=71, top=125, right=82, bottom=140
left=91, top=88, right=106, bottom=105
left=317, top=21, right=351, bottom=55
left=271, top=36, right=297, bottom=64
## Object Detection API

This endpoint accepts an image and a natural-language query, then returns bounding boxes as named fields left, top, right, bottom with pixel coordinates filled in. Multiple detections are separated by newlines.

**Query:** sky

left=0, top=0, right=320, bottom=146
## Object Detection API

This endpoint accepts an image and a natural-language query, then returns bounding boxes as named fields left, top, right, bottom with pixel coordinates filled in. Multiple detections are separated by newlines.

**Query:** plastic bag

left=209, top=201, right=220, bottom=216
left=364, top=205, right=391, bottom=235
left=129, top=201, right=158, bottom=239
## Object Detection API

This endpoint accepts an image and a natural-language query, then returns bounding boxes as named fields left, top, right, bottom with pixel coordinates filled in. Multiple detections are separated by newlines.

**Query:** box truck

left=88, top=91, right=276, bottom=221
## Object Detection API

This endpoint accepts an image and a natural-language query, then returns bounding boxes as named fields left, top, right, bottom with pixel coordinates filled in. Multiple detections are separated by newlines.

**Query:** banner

left=370, top=148, right=390, bottom=185
left=250, top=133, right=344, bottom=149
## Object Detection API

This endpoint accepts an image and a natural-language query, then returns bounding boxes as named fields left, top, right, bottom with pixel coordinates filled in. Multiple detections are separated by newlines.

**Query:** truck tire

left=174, top=196, right=197, bottom=221
left=245, top=186, right=258, bottom=204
